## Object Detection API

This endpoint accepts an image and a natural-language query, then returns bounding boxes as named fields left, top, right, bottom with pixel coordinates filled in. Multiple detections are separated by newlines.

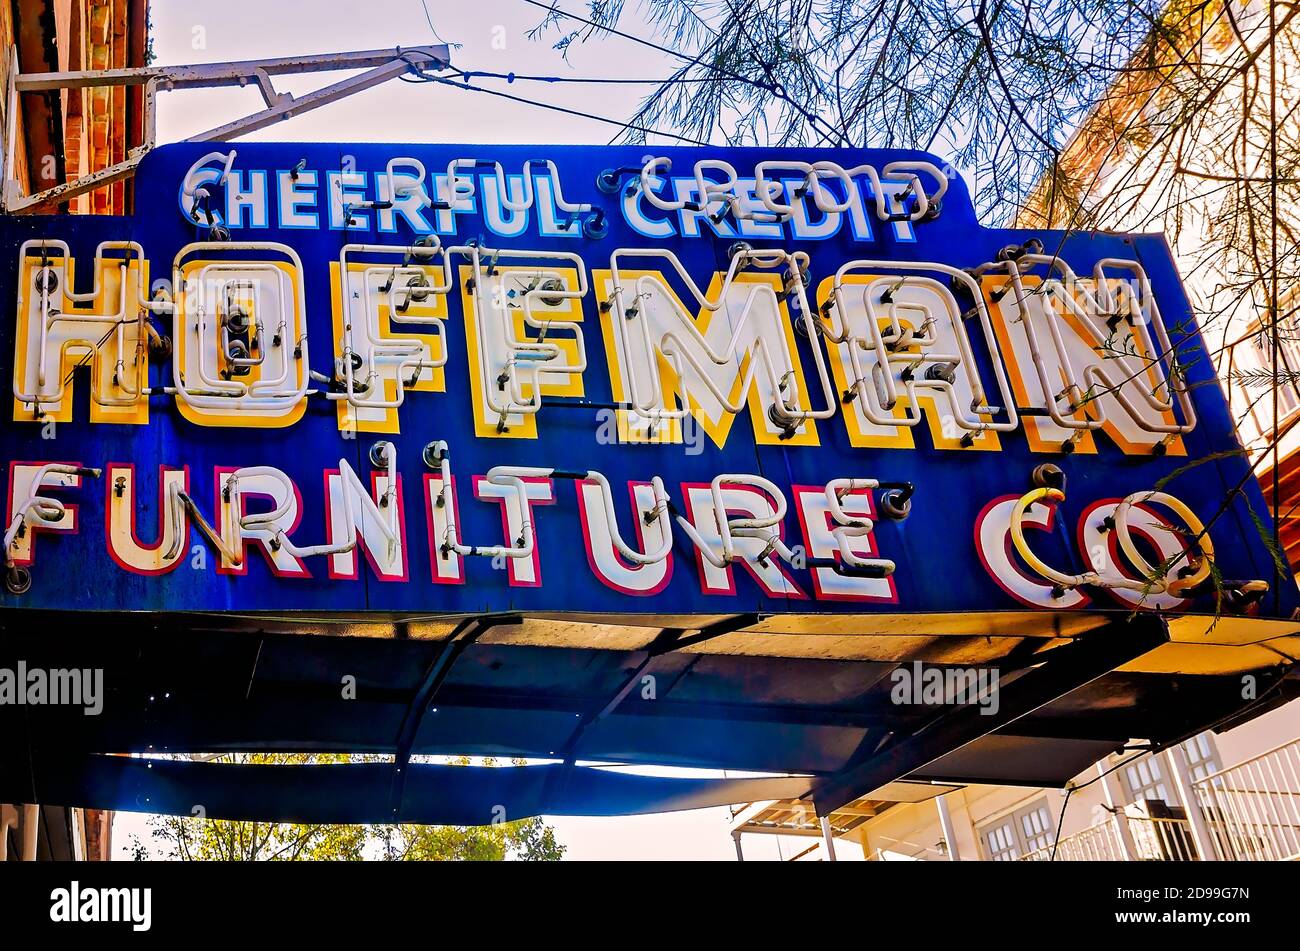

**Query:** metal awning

left=730, top=780, right=963, bottom=839
left=1, top=609, right=1296, bottom=824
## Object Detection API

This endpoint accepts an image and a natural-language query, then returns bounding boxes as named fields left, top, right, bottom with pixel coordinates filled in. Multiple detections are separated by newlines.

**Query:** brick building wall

left=1, top=0, right=148, bottom=861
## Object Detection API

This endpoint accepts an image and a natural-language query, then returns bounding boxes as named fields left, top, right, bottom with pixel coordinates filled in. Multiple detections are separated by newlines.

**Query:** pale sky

left=152, top=0, right=700, bottom=146
left=111, top=0, right=828, bottom=862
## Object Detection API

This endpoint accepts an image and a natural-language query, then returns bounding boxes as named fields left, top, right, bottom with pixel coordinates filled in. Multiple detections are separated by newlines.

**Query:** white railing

left=1126, top=816, right=1200, bottom=861
left=1020, top=817, right=1127, bottom=861
left=1020, top=814, right=1198, bottom=861
left=1194, top=738, right=1300, bottom=861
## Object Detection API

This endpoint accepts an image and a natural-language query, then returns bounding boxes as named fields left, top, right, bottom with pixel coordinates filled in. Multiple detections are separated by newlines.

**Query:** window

left=1018, top=801, right=1055, bottom=853
left=1247, top=314, right=1300, bottom=422
left=978, top=798, right=1056, bottom=860
left=981, top=818, right=1020, bottom=861
left=1124, top=756, right=1173, bottom=805
left=1182, top=732, right=1221, bottom=783
left=1121, top=733, right=1222, bottom=805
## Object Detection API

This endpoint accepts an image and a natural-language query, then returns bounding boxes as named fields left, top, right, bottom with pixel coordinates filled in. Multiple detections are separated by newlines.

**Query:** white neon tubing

left=882, top=161, right=949, bottom=217
left=490, top=266, right=587, bottom=412
left=429, top=445, right=526, bottom=561
left=15, top=240, right=156, bottom=411
left=973, top=260, right=1089, bottom=433
left=447, top=159, right=515, bottom=209
left=1036, top=262, right=1182, bottom=420
left=34, top=257, right=127, bottom=393
left=170, top=241, right=309, bottom=413
left=973, top=254, right=1196, bottom=438
left=446, top=244, right=589, bottom=423
left=754, top=161, right=857, bottom=217
left=432, top=453, right=535, bottom=562
left=692, top=160, right=783, bottom=223
left=1088, top=257, right=1194, bottom=428
left=20, top=240, right=168, bottom=312
left=533, top=159, right=594, bottom=215
left=446, top=158, right=591, bottom=215
left=3, top=464, right=102, bottom=568
left=605, top=247, right=836, bottom=427
left=429, top=452, right=666, bottom=564
left=184, top=448, right=399, bottom=566
left=181, top=149, right=236, bottom=219
left=164, top=480, right=244, bottom=567
left=1111, top=491, right=1213, bottom=596
left=332, top=242, right=451, bottom=411
left=827, top=261, right=1018, bottom=436
left=823, top=478, right=896, bottom=573
left=192, top=264, right=293, bottom=398
left=639, top=157, right=679, bottom=210
left=370, top=442, right=401, bottom=563
left=232, top=462, right=380, bottom=561
left=217, top=280, right=265, bottom=372
left=674, top=474, right=793, bottom=568
left=639, top=156, right=947, bottom=223
left=334, top=266, right=444, bottom=408
left=635, top=158, right=774, bottom=222
left=227, top=465, right=353, bottom=559
left=580, top=471, right=672, bottom=565
left=385, top=156, right=429, bottom=203
left=843, top=162, right=947, bottom=221
left=692, top=160, right=741, bottom=217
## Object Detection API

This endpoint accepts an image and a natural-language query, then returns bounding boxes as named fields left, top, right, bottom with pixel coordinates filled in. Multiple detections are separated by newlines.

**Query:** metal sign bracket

left=1, top=44, right=451, bottom=214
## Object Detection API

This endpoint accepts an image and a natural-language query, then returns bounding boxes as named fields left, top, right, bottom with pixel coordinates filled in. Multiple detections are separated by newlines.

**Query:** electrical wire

left=521, top=0, right=727, bottom=63
left=417, top=0, right=461, bottom=49
left=455, top=69, right=721, bottom=86
left=518, top=0, right=847, bottom=146
left=1049, top=785, right=1072, bottom=861
left=1046, top=746, right=1151, bottom=860
left=1042, top=673, right=1294, bottom=861
left=400, top=67, right=715, bottom=146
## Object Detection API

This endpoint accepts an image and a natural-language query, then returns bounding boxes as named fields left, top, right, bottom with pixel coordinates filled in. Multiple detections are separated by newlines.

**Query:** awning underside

left=1, top=609, right=1295, bottom=823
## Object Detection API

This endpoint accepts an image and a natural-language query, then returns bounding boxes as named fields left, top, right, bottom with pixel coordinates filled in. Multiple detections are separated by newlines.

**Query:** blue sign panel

left=0, top=142, right=1288, bottom=619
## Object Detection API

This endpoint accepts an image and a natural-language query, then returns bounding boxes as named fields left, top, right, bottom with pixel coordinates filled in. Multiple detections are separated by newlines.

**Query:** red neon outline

left=422, top=472, right=465, bottom=585
left=214, top=465, right=311, bottom=579
left=103, top=462, right=191, bottom=576
left=790, top=483, right=898, bottom=604
left=574, top=478, right=673, bottom=596
left=5, top=459, right=84, bottom=567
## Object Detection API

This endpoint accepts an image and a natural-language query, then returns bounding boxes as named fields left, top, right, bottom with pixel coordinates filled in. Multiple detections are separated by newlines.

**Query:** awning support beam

left=811, top=615, right=1170, bottom=815
left=556, top=613, right=765, bottom=765
left=385, top=613, right=520, bottom=817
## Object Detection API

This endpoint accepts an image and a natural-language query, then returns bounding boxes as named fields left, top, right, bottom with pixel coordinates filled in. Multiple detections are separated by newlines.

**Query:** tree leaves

left=136, top=753, right=565, bottom=861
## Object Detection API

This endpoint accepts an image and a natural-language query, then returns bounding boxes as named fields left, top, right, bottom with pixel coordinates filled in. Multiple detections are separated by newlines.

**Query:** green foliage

left=530, top=1, right=1300, bottom=600
left=135, top=754, right=565, bottom=862
left=530, top=0, right=1176, bottom=221
left=142, top=813, right=564, bottom=861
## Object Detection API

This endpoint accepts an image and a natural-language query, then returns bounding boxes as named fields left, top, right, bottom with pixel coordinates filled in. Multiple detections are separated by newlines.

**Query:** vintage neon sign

left=0, top=143, right=1286, bottom=620
left=13, top=235, right=1194, bottom=451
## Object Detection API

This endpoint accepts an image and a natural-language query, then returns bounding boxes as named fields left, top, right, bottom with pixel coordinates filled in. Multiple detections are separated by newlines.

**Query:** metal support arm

left=3, top=45, right=451, bottom=213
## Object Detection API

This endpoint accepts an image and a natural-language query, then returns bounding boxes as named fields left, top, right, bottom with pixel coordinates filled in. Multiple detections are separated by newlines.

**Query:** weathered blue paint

left=0, top=142, right=1285, bottom=620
